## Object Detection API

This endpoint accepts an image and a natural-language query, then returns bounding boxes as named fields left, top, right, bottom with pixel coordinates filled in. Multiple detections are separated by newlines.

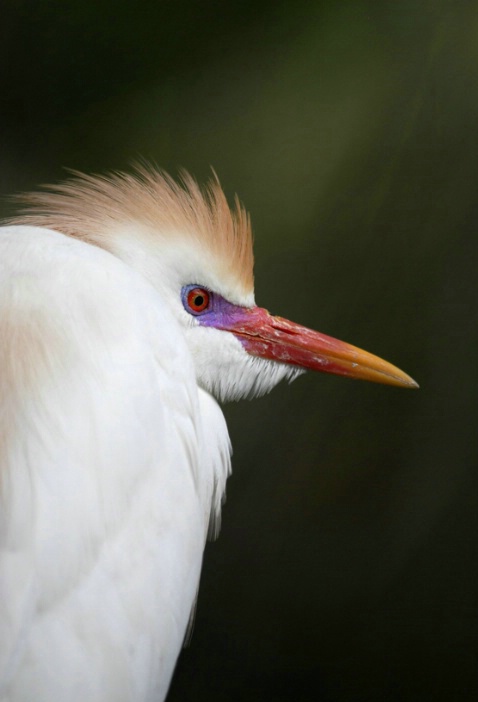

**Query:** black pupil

left=194, top=295, right=204, bottom=308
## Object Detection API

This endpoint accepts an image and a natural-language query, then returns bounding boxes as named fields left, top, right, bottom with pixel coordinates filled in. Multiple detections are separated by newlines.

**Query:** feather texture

left=0, top=225, right=230, bottom=701
left=6, top=167, right=254, bottom=299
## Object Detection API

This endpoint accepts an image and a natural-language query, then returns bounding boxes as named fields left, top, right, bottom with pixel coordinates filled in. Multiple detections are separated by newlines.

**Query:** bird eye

left=186, top=287, right=210, bottom=315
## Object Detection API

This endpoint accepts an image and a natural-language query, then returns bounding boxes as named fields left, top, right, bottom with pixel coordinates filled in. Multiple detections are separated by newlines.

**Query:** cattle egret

left=0, top=168, right=417, bottom=702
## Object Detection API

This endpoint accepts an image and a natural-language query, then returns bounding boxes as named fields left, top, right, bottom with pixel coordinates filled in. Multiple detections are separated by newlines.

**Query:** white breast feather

left=0, top=226, right=230, bottom=702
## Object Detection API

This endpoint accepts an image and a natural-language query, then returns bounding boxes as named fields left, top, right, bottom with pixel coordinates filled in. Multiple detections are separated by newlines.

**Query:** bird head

left=10, top=167, right=417, bottom=402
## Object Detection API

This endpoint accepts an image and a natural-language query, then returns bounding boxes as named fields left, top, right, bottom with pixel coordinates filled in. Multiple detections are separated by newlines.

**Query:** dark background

left=2, top=1, right=477, bottom=700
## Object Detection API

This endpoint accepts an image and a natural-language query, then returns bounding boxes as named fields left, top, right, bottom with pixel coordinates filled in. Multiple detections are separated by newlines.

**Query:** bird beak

left=223, top=306, right=418, bottom=388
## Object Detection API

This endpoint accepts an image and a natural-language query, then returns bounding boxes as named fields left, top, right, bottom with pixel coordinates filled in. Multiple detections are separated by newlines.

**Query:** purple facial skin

left=181, top=284, right=253, bottom=329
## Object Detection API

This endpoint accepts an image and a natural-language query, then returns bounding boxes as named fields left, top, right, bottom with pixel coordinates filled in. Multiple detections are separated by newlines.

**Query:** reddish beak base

left=225, top=307, right=418, bottom=389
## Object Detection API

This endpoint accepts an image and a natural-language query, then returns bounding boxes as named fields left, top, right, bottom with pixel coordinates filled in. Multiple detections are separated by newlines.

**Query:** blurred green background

left=2, top=1, right=478, bottom=700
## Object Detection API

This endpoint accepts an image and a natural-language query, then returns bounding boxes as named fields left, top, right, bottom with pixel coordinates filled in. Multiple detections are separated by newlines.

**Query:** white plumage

left=0, top=169, right=416, bottom=701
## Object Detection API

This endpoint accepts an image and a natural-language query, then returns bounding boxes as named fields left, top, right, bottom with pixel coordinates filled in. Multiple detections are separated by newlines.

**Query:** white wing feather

left=0, top=226, right=230, bottom=702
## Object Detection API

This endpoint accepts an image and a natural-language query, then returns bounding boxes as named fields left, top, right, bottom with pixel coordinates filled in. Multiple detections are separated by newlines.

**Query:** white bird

left=0, top=168, right=416, bottom=702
